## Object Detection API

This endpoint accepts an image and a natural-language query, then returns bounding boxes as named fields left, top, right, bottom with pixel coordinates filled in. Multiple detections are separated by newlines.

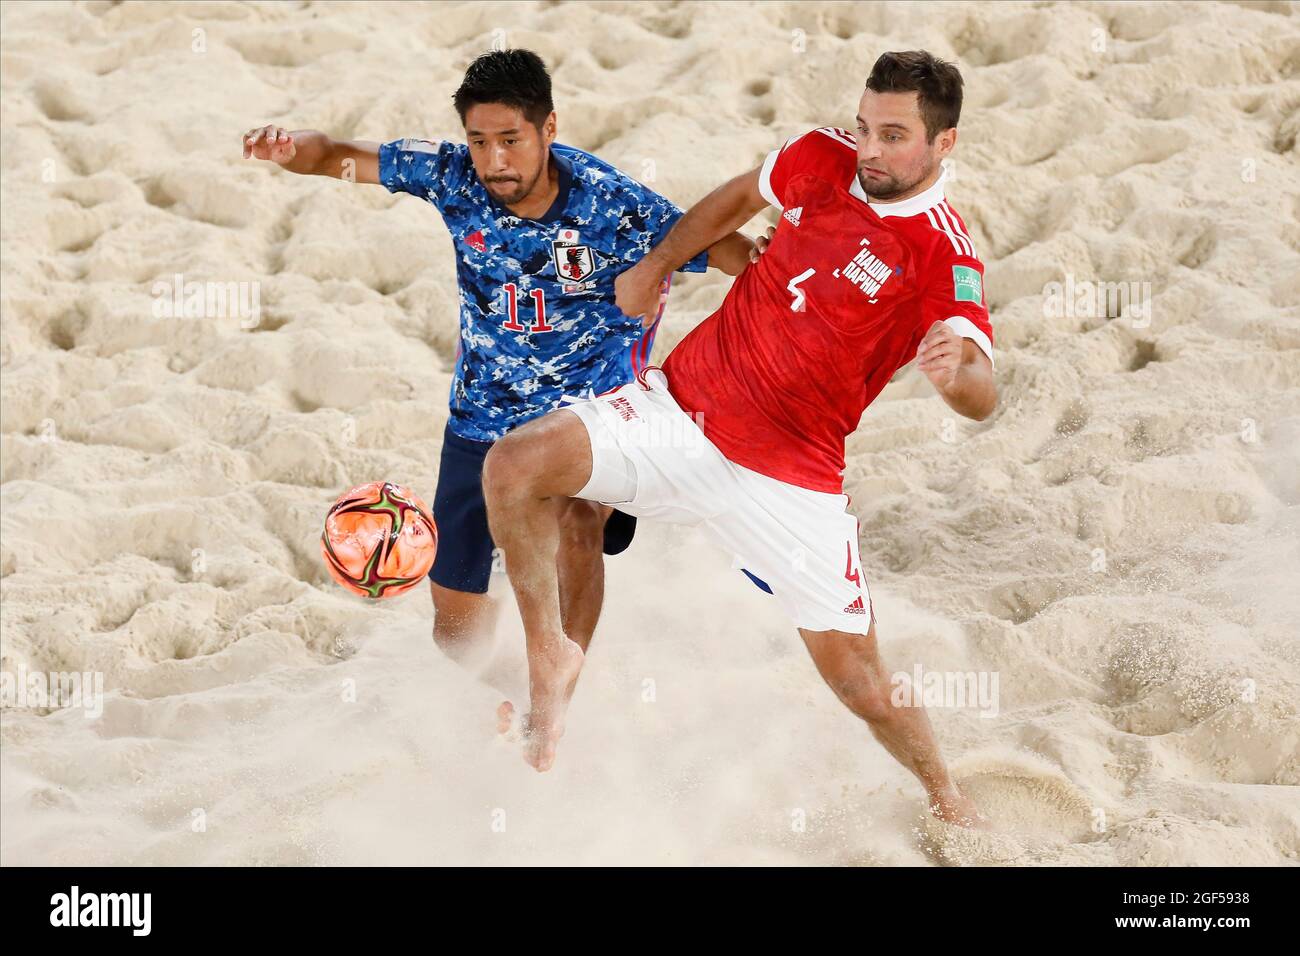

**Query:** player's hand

left=916, top=321, right=963, bottom=391
left=748, top=225, right=777, bottom=263
left=242, top=125, right=297, bottom=165
left=615, top=261, right=669, bottom=328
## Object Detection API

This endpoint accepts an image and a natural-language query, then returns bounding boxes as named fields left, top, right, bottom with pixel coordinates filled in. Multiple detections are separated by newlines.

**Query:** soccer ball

left=320, top=481, right=437, bottom=598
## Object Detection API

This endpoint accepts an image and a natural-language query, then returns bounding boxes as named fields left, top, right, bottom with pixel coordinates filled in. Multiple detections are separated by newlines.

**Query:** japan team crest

left=551, top=228, right=597, bottom=282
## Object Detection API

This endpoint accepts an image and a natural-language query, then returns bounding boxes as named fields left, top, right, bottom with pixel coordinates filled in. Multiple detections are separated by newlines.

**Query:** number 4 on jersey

left=502, top=283, right=552, bottom=333
left=787, top=268, right=815, bottom=312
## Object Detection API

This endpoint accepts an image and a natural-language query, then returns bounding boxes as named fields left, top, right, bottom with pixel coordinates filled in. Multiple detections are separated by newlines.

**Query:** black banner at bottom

left=2, top=865, right=1285, bottom=941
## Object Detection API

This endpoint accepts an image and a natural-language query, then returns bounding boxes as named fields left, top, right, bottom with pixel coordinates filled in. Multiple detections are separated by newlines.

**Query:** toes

left=496, top=700, right=517, bottom=737
left=536, top=738, right=557, bottom=772
left=523, top=737, right=543, bottom=770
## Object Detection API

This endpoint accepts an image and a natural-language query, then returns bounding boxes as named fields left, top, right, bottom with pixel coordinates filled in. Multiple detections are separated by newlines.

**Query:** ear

left=543, top=111, right=557, bottom=146
left=935, top=126, right=957, bottom=159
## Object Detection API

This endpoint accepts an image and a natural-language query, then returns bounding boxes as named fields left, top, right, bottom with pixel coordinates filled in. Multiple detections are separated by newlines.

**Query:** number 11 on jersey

left=502, top=283, right=552, bottom=333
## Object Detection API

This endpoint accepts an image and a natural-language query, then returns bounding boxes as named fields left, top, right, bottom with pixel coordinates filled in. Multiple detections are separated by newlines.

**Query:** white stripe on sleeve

left=924, top=208, right=962, bottom=255
left=931, top=203, right=973, bottom=257
left=940, top=201, right=977, bottom=258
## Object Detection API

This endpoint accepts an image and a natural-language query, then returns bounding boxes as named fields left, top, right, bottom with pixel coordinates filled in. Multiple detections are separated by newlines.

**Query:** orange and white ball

left=320, top=481, right=437, bottom=598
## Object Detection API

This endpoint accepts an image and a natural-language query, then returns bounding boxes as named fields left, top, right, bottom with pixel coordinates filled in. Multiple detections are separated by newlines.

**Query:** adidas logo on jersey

left=783, top=206, right=803, bottom=227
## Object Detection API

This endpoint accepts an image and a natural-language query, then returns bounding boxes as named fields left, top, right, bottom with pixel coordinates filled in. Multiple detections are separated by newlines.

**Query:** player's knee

left=854, top=679, right=896, bottom=723
left=827, top=669, right=892, bottom=721
left=430, top=583, right=492, bottom=650
left=431, top=616, right=468, bottom=651
left=482, top=432, right=536, bottom=506
left=807, top=631, right=893, bottom=720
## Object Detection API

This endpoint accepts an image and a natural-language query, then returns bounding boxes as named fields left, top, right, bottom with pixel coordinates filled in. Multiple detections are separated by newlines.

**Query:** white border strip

left=758, top=147, right=783, bottom=210
left=942, top=316, right=995, bottom=368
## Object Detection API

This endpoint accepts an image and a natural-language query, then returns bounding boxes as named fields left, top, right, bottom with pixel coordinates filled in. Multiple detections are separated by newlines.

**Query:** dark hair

left=453, top=49, right=554, bottom=129
left=865, top=51, right=963, bottom=141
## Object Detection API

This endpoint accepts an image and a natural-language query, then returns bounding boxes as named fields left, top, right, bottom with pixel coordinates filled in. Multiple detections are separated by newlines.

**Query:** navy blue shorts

left=430, top=422, right=637, bottom=594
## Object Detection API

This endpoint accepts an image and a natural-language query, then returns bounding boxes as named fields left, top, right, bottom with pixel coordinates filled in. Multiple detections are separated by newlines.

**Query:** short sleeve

left=631, top=193, right=708, bottom=274
left=921, top=251, right=994, bottom=367
left=757, top=133, right=808, bottom=211
left=377, top=138, right=461, bottom=205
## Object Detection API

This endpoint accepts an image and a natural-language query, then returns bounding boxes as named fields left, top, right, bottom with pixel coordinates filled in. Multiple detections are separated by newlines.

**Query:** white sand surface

left=2, top=0, right=1298, bottom=865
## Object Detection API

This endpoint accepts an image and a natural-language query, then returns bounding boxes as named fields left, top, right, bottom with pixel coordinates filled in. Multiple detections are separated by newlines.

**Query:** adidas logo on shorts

left=783, top=206, right=803, bottom=227
left=843, top=595, right=867, bottom=614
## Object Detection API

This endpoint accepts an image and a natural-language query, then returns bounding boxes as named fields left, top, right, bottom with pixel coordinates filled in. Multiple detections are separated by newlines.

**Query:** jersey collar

left=850, top=165, right=948, bottom=218
left=532, top=148, right=573, bottom=224
left=491, top=148, right=573, bottom=225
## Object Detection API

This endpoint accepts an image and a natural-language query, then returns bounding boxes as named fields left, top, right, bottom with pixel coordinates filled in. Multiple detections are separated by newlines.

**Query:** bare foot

left=929, top=785, right=989, bottom=829
left=496, top=700, right=518, bottom=737
left=510, top=636, right=584, bottom=772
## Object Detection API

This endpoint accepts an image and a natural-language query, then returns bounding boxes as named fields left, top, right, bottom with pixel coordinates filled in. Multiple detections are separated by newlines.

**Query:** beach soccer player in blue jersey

left=243, top=50, right=753, bottom=660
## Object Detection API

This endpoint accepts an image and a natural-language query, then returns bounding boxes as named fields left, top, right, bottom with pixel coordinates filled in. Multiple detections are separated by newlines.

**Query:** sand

left=1, top=0, right=1298, bottom=866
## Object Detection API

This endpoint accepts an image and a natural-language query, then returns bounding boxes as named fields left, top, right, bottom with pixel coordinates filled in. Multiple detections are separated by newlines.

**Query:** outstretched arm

left=618, top=166, right=769, bottom=322
left=242, top=125, right=380, bottom=184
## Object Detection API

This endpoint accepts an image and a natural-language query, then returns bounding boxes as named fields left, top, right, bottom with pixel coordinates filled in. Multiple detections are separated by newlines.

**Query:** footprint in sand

left=921, top=753, right=1105, bottom=864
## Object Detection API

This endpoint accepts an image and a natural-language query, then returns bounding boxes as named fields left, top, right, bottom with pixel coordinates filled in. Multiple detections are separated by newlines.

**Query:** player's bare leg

left=432, top=499, right=603, bottom=671
left=492, top=498, right=604, bottom=729
left=481, top=409, right=595, bottom=771
left=429, top=582, right=500, bottom=665
left=555, top=499, right=609, bottom=654
left=799, top=622, right=986, bottom=828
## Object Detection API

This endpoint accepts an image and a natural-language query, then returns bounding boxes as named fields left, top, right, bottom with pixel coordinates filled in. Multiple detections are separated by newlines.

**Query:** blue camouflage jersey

left=378, top=138, right=708, bottom=443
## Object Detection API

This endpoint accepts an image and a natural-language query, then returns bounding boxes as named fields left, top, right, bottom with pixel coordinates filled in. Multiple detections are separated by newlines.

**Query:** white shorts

left=566, top=368, right=872, bottom=634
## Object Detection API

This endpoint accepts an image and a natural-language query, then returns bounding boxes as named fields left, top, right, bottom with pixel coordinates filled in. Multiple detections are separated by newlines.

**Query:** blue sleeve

left=649, top=196, right=709, bottom=274
left=377, top=138, right=463, bottom=207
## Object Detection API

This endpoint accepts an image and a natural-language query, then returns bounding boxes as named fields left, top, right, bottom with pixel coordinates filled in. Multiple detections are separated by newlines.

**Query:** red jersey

left=662, top=127, right=994, bottom=493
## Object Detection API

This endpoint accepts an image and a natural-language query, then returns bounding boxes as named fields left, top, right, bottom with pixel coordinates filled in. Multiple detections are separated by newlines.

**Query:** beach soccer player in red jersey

left=482, top=50, right=996, bottom=827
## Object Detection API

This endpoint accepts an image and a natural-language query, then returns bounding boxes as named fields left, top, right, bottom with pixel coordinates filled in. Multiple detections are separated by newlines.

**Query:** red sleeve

left=920, top=248, right=994, bottom=366
left=759, top=127, right=861, bottom=211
